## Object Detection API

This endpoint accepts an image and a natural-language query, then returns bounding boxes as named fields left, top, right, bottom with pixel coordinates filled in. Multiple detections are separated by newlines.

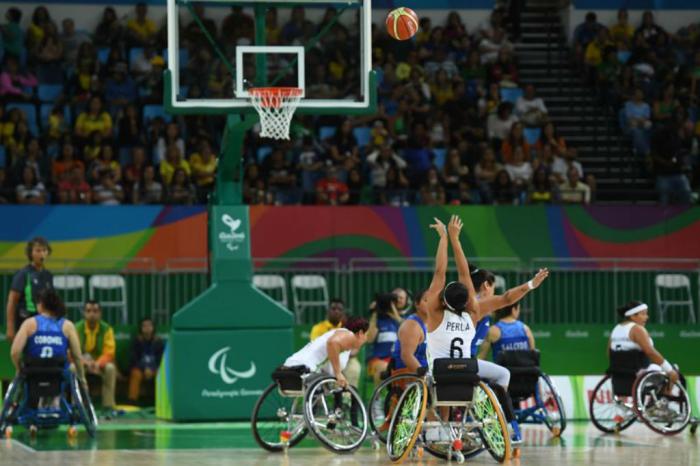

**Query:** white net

left=249, top=87, right=303, bottom=140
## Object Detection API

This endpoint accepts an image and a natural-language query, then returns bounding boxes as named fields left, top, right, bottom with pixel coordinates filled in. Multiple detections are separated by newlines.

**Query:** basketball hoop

left=248, top=87, right=303, bottom=140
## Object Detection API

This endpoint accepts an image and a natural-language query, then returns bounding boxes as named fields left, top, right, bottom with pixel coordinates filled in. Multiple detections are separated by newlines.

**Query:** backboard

left=165, top=0, right=375, bottom=115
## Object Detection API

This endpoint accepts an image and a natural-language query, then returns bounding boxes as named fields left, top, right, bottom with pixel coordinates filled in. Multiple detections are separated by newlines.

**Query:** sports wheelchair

left=0, top=357, right=98, bottom=438
left=495, top=350, right=566, bottom=436
left=589, top=350, right=692, bottom=435
left=385, top=358, right=512, bottom=464
left=251, top=365, right=368, bottom=453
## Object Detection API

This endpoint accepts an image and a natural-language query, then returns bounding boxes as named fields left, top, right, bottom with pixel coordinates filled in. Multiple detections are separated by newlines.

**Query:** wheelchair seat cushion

left=22, top=356, right=67, bottom=376
left=272, top=365, right=309, bottom=392
left=432, top=358, right=480, bottom=403
left=495, top=351, right=541, bottom=399
left=495, top=350, right=540, bottom=368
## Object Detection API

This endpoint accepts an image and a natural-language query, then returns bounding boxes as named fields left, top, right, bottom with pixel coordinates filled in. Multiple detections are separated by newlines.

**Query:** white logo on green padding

left=219, top=214, right=246, bottom=251
left=208, top=347, right=256, bottom=385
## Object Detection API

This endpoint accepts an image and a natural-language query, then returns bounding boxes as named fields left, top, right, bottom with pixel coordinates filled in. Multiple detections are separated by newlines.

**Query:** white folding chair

left=494, top=275, right=507, bottom=294
left=89, top=274, right=128, bottom=325
left=53, top=275, right=86, bottom=318
left=655, top=274, right=696, bottom=323
left=253, top=274, right=288, bottom=308
left=291, top=275, right=329, bottom=324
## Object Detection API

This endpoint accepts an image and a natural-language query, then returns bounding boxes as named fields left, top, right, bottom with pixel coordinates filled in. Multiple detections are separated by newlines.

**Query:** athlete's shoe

left=508, top=420, right=522, bottom=444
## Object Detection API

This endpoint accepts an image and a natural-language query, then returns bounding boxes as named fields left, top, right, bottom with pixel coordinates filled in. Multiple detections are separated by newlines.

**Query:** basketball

left=386, top=7, right=419, bottom=41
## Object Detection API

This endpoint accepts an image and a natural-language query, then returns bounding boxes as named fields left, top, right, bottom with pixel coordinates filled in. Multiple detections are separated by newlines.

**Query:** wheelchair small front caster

left=67, top=426, right=78, bottom=438
left=29, top=425, right=38, bottom=437
left=372, top=439, right=381, bottom=450
left=551, top=426, right=561, bottom=437
left=2, top=426, right=12, bottom=439
left=454, top=451, right=465, bottom=464
left=513, top=447, right=522, bottom=458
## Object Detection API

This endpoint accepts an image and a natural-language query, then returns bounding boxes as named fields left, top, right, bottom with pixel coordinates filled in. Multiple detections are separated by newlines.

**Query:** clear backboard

left=165, top=0, right=375, bottom=115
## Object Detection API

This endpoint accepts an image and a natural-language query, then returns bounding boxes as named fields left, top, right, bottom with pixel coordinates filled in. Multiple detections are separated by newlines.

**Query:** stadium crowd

left=0, top=4, right=697, bottom=205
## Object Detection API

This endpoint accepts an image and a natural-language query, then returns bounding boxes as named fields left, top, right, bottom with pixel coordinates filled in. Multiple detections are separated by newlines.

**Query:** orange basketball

left=386, top=7, right=419, bottom=41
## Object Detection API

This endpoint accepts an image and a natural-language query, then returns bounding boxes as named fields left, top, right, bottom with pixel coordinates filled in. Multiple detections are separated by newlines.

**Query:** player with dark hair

left=5, top=237, right=54, bottom=343
left=609, top=301, right=679, bottom=387
left=478, top=301, right=535, bottom=361
left=282, top=316, right=369, bottom=388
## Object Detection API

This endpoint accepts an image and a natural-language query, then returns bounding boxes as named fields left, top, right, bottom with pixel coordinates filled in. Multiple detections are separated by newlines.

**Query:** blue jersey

left=25, top=315, right=69, bottom=362
left=393, top=314, right=429, bottom=369
left=369, top=315, right=400, bottom=359
left=492, top=320, right=530, bottom=360
left=471, top=317, right=491, bottom=356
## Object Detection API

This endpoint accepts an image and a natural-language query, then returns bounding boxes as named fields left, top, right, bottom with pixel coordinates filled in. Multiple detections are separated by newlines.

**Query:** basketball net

left=248, top=87, right=303, bottom=140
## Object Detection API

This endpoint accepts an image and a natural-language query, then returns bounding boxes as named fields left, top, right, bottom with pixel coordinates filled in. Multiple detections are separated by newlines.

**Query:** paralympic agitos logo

left=208, top=347, right=256, bottom=385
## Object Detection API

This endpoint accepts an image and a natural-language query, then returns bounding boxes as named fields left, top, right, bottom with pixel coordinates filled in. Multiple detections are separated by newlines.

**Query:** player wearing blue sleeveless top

left=367, top=293, right=403, bottom=383
left=478, top=302, right=535, bottom=361
left=26, top=314, right=69, bottom=362
left=393, top=312, right=429, bottom=370
left=471, top=317, right=491, bottom=357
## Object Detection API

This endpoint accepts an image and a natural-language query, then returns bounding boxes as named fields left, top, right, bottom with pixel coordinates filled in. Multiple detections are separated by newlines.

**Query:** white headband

left=625, top=303, right=648, bottom=317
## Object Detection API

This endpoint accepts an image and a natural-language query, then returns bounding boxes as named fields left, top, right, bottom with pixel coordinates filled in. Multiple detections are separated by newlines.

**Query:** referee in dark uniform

left=5, top=237, right=54, bottom=343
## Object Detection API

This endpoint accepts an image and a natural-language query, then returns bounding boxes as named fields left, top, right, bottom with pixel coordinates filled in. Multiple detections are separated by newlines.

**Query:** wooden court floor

left=0, top=421, right=697, bottom=466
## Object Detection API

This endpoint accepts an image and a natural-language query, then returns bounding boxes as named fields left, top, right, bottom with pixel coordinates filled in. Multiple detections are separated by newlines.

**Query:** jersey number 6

left=450, top=338, right=463, bottom=359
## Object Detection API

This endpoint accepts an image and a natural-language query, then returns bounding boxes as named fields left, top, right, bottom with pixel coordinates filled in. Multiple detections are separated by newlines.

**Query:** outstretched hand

left=448, top=214, right=463, bottom=238
left=429, top=217, right=447, bottom=238
left=530, top=268, right=550, bottom=289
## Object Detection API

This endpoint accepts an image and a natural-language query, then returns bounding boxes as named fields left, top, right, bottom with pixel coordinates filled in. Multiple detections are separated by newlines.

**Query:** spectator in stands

left=295, top=136, right=325, bottom=201
left=52, top=142, right=84, bottom=185
left=155, top=123, right=185, bottom=165
left=160, top=145, right=190, bottom=185
left=123, top=146, right=147, bottom=195
left=16, top=166, right=46, bottom=205
left=380, top=165, right=411, bottom=206
left=461, top=49, right=487, bottom=88
left=94, top=7, right=122, bottom=47
left=487, top=102, right=517, bottom=144
left=92, top=169, right=124, bottom=205
left=190, top=139, right=218, bottom=203
left=128, top=317, right=164, bottom=404
left=105, top=62, right=138, bottom=113
left=419, top=167, right=446, bottom=205
left=127, top=2, right=157, bottom=47
left=89, top=144, right=121, bottom=183
left=515, top=84, right=548, bottom=127
left=346, top=168, right=365, bottom=205
left=610, top=9, right=634, bottom=48
left=573, top=12, right=603, bottom=63
left=584, top=28, right=613, bottom=83
left=634, top=11, right=667, bottom=50
left=478, top=8, right=504, bottom=41
left=75, top=300, right=117, bottom=413
left=220, top=7, right=254, bottom=49
left=19, top=138, right=49, bottom=183
left=366, top=143, right=408, bottom=189
left=505, top=146, right=533, bottom=193
left=552, top=147, right=583, bottom=185
left=165, top=168, right=196, bottom=205
left=479, top=82, right=502, bottom=117
left=184, top=4, right=217, bottom=47
left=61, top=18, right=90, bottom=67
left=2, top=8, right=24, bottom=59
left=366, top=292, right=402, bottom=384
left=265, top=148, right=296, bottom=202
left=537, top=122, right=567, bottom=157
left=264, top=7, right=282, bottom=46
left=328, top=119, right=360, bottom=173
left=0, top=56, right=38, bottom=99
left=58, top=165, right=91, bottom=204
left=492, top=169, right=516, bottom=205
left=624, top=88, right=652, bottom=158
left=475, top=146, right=501, bottom=202
left=68, top=59, right=98, bottom=104
left=27, top=6, right=55, bottom=57
left=47, top=105, right=68, bottom=142
left=479, top=28, right=513, bottom=64
left=501, top=122, right=531, bottom=163
left=442, top=148, right=470, bottom=198
left=117, top=104, right=145, bottom=148
left=652, top=83, right=679, bottom=126
left=529, top=166, right=555, bottom=204
left=36, top=22, right=64, bottom=80
left=0, top=169, right=10, bottom=204
left=489, top=48, right=519, bottom=87
left=316, top=166, right=349, bottom=205
left=75, top=96, right=113, bottom=141
left=282, top=6, right=313, bottom=43
left=132, top=165, right=163, bottom=204
left=430, top=69, right=455, bottom=107
left=243, top=163, right=271, bottom=205
left=559, top=166, right=591, bottom=204
left=651, top=125, right=692, bottom=205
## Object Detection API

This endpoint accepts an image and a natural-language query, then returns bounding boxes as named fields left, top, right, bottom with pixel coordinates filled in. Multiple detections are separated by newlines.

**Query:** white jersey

left=610, top=322, right=654, bottom=351
left=427, top=310, right=475, bottom=363
left=284, top=328, right=351, bottom=376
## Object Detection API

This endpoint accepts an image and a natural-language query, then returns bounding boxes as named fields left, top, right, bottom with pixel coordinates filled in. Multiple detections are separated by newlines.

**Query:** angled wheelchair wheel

left=471, top=382, right=511, bottom=463
left=386, top=380, right=428, bottom=463
left=424, top=408, right=485, bottom=461
left=368, top=373, right=422, bottom=444
left=589, top=375, right=636, bottom=434
left=0, top=376, right=24, bottom=435
left=633, top=371, right=691, bottom=436
left=303, top=377, right=368, bottom=454
left=71, top=376, right=98, bottom=438
left=252, top=382, right=307, bottom=452
left=537, top=375, right=567, bottom=436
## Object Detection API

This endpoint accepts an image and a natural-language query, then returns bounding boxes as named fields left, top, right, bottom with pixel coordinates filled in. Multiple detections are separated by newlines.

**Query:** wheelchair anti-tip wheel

left=368, top=373, right=423, bottom=444
left=589, top=375, right=636, bottom=434
left=633, top=371, right=691, bottom=436
left=72, top=376, right=98, bottom=438
left=537, top=374, right=567, bottom=436
left=251, top=382, right=308, bottom=452
left=423, top=407, right=485, bottom=462
left=471, top=382, right=511, bottom=463
left=386, top=380, right=428, bottom=463
left=303, top=377, right=368, bottom=454
left=0, top=376, right=23, bottom=436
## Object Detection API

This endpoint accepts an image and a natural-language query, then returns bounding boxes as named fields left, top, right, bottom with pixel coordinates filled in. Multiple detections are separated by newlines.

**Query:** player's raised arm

left=425, top=217, right=449, bottom=300
left=478, top=268, right=549, bottom=319
left=448, top=215, right=480, bottom=315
